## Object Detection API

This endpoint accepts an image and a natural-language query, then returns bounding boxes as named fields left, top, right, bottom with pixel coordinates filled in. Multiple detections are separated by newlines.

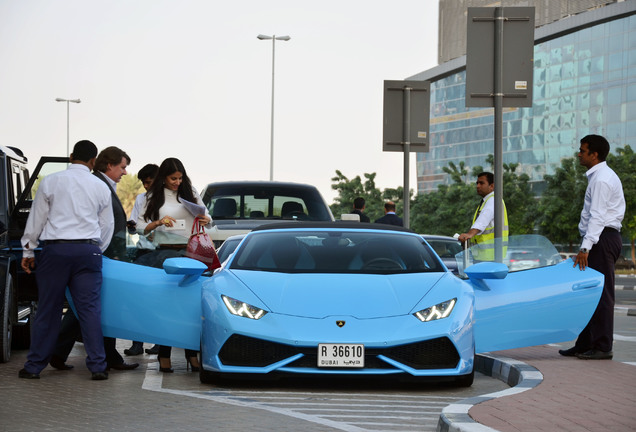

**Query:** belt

left=603, top=227, right=619, bottom=233
left=43, top=239, right=99, bottom=246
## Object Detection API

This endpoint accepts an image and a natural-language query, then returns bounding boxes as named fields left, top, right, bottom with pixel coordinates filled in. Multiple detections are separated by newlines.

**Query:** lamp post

left=55, top=98, right=81, bottom=157
left=257, top=34, right=290, bottom=181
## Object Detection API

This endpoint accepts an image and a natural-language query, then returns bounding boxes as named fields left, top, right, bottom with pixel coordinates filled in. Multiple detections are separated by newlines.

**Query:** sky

left=0, top=0, right=439, bottom=203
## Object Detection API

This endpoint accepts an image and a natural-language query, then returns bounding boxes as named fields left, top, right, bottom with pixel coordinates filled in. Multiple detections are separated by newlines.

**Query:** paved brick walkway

left=469, top=345, right=636, bottom=432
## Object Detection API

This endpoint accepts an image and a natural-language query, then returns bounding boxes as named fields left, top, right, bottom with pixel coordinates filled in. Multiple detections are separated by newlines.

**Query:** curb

left=615, top=306, right=636, bottom=317
left=437, top=354, right=543, bottom=432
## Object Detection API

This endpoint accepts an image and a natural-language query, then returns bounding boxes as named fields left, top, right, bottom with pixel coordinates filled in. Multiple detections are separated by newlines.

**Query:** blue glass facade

left=417, top=14, right=636, bottom=195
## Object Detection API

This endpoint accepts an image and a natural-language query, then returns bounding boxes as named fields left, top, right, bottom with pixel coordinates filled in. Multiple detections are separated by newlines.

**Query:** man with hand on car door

left=560, top=135, right=625, bottom=360
left=50, top=146, right=139, bottom=372
left=19, top=140, right=113, bottom=380
left=458, top=172, right=508, bottom=262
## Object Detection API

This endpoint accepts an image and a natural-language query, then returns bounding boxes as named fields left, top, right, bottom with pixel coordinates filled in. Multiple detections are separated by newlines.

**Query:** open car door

left=83, top=257, right=207, bottom=350
left=462, top=236, right=604, bottom=353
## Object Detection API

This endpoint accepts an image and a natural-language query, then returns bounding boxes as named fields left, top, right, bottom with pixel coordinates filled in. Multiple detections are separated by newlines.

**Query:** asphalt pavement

left=2, top=275, right=634, bottom=432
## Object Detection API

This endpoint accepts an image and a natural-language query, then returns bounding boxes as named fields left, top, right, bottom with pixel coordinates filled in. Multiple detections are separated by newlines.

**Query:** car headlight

left=222, top=295, right=268, bottom=320
left=413, top=298, right=456, bottom=322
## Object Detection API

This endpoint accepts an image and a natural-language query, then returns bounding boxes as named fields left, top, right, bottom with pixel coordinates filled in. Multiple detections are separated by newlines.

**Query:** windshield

left=230, top=230, right=444, bottom=274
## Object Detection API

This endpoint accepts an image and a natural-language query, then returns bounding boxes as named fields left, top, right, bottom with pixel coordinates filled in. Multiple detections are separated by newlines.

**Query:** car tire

left=0, top=274, right=13, bottom=363
left=454, top=369, right=475, bottom=387
left=199, top=365, right=221, bottom=384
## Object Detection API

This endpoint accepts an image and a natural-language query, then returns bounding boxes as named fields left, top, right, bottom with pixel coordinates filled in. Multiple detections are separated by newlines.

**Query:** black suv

left=200, top=181, right=334, bottom=247
left=0, top=146, right=68, bottom=362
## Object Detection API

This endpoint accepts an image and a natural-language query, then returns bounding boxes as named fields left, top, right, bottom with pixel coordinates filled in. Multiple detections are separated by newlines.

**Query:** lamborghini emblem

left=336, top=320, right=345, bottom=328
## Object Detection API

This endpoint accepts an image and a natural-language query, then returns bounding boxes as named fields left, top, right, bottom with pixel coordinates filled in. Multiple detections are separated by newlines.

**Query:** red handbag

left=186, top=217, right=221, bottom=271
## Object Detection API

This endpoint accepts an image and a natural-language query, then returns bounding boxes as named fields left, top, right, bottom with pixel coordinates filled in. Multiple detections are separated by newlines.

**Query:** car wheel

left=199, top=365, right=221, bottom=384
left=0, top=275, right=13, bottom=363
left=454, top=369, right=475, bottom=387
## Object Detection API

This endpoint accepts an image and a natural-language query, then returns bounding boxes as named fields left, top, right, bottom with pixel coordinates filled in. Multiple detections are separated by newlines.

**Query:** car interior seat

left=281, top=201, right=305, bottom=218
left=212, top=198, right=237, bottom=219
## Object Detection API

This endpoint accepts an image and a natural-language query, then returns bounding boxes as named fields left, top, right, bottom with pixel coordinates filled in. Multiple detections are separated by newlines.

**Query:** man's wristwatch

left=579, top=248, right=589, bottom=254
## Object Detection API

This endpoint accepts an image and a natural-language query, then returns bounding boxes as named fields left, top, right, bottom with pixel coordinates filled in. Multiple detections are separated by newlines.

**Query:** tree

left=410, top=182, right=474, bottom=235
left=330, top=171, right=384, bottom=222
left=442, top=161, right=469, bottom=184
left=608, top=145, right=636, bottom=264
left=536, top=157, right=587, bottom=250
left=116, top=174, right=144, bottom=219
left=501, top=163, right=535, bottom=235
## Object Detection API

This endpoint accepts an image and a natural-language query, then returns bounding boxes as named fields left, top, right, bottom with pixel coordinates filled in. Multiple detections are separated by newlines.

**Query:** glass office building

left=413, top=2, right=636, bottom=195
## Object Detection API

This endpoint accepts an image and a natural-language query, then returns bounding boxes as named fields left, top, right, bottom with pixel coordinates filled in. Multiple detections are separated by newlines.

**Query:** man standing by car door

left=50, top=146, right=139, bottom=372
left=19, top=140, right=113, bottom=380
left=458, top=172, right=509, bottom=262
left=560, top=135, right=625, bottom=360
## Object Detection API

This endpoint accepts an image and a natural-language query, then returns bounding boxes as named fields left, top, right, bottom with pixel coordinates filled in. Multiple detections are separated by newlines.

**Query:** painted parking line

left=141, top=361, right=463, bottom=431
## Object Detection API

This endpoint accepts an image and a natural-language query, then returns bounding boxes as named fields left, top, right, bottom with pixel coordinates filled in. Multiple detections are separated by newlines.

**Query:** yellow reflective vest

left=471, top=195, right=509, bottom=261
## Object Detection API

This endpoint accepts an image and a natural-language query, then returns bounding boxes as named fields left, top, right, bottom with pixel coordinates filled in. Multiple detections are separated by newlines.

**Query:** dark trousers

left=53, top=310, right=124, bottom=366
left=24, top=243, right=107, bottom=374
left=574, top=228, right=622, bottom=352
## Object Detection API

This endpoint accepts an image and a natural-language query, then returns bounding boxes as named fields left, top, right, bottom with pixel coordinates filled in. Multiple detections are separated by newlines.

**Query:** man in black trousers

left=50, top=146, right=139, bottom=372
left=560, top=134, right=625, bottom=360
left=19, top=140, right=113, bottom=380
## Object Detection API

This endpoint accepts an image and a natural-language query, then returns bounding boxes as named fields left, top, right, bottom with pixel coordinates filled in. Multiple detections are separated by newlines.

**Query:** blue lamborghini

left=96, top=222, right=603, bottom=386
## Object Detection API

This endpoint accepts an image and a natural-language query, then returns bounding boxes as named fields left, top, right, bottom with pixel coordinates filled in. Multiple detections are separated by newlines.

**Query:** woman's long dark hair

left=143, top=157, right=196, bottom=222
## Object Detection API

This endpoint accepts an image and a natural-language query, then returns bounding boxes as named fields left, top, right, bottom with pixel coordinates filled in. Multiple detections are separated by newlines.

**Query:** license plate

left=318, top=343, right=364, bottom=368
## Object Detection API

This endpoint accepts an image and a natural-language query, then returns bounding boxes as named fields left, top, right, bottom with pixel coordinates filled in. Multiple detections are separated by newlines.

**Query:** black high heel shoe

left=157, top=354, right=173, bottom=373
left=185, top=354, right=200, bottom=372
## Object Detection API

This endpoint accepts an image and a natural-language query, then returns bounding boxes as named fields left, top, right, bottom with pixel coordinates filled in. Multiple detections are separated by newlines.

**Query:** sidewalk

left=440, top=344, right=636, bottom=431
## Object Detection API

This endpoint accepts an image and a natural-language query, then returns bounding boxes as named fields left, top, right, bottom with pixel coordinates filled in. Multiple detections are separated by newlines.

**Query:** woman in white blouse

left=136, top=157, right=211, bottom=373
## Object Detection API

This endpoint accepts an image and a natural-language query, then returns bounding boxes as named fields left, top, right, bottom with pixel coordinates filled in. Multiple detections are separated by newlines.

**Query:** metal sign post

left=383, top=80, right=430, bottom=228
left=466, top=6, right=534, bottom=262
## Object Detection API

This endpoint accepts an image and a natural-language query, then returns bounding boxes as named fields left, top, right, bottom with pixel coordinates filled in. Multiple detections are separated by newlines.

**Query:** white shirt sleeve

left=471, top=197, right=495, bottom=234
left=21, top=179, right=51, bottom=259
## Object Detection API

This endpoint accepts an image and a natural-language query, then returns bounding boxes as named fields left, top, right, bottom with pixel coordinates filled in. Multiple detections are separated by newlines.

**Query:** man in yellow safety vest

left=458, top=172, right=508, bottom=261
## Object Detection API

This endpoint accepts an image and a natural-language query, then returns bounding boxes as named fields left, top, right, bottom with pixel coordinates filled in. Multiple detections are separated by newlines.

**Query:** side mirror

left=163, top=257, right=208, bottom=286
left=464, top=262, right=509, bottom=280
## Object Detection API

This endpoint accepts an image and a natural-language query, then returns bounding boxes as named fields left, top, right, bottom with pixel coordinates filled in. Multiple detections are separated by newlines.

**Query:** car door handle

left=572, top=280, right=601, bottom=291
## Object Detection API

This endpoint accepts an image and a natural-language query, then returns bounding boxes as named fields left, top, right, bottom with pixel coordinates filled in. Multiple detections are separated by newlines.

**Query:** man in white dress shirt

left=19, top=140, right=114, bottom=380
left=49, top=146, right=139, bottom=371
left=560, top=134, right=625, bottom=360
left=458, top=172, right=508, bottom=261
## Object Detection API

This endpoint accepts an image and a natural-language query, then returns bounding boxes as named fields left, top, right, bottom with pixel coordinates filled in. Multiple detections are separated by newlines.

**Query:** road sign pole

left=466, top=6, right=534, bottom=262
left=494, top=7, right=504, bottom=262
left=402, top=87, right=411, bottom=228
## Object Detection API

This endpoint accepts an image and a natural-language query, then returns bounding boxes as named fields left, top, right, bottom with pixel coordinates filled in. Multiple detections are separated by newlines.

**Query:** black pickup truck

left=0, top=146, right=68, bottom=362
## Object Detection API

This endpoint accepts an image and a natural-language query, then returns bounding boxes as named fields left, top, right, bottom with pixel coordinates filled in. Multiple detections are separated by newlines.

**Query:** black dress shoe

left=145, top=344, right=159, bottom=355
left=18, top=368, right=40, bottom=379
left=108, top=362, right=139, bottom=370
left=558, top=347, right=583, bottom=357
left=124, top=342, right=144, bottom=356
left=576, top=350, right=613, bottom=360
left=91, top=371, right=109, bottom=380
left=50, top=356, right=74, bottom=370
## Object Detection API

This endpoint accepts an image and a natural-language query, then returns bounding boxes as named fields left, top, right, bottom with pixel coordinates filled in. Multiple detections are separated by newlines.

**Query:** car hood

left=230, top=271, right=445, bottom=319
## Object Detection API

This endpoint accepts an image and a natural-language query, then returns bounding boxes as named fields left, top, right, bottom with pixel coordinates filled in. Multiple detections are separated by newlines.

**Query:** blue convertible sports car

left=96, top=222, right=603, bottom=387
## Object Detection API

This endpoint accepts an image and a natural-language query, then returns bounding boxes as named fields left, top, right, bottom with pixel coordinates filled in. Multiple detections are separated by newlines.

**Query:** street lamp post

left=55, top=98, right=81, bottom=157
left=257, top=34, right=290, bottom=181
